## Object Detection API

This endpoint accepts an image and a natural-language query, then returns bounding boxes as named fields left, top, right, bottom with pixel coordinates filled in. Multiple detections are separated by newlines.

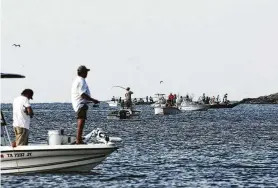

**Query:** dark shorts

left=126, top=100, right=132, bottom=108
left=77, top=104, right=88, bottom=120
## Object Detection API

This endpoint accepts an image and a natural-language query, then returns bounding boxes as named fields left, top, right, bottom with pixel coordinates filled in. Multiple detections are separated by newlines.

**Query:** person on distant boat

left=186, top=94, right=189, bottom=101
left=111, top=96, right=115, bottom=101
left=119, top=97, right=122, bottom=103
left=205, top=96, right=210, bottom=104
left=71, top=65, right=100, bottom=144
left=133, top=98, right=137, bottom=103
left=125, top=87, right=133, bottom=109
left=12, top=89, right=34, bottom=146
left=177, top=96, right=183, bottom=105
left=216, top=95, right=220, bottom=103
left=161, top=96, right=166, bottom=104
left=146, top=96, right=149, bottom=103
left=223, top=93, right=228, bottom=104
left=149, top=96, right=153, bottom=102
left=211, top=96, right=215, bottom=104
left=202, top=93, right=206, bottom=103
left=173, top=94, right=177, bottom=104
left=168, top=93, right=175, bottom=106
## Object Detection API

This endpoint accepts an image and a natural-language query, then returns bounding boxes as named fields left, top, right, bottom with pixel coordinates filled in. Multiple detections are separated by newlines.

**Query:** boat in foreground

left=1, top=73, right=121, bottom=174
left=1, top=128, right=121, bottom=174
left=1, top=143, right=117, bottom=174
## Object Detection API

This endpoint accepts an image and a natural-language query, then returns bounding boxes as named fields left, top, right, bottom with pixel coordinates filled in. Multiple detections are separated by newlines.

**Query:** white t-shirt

left=125, top=91, right=133, bottom=101
left=71, top=76, right=91, bottom=112
left=13, top=96, right=31, bottom=130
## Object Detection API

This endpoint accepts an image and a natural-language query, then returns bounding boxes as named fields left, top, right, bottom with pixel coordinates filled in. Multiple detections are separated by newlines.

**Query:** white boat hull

left=151, top=103, right=166, bottom=108
left=179, top=104, right=209, bottom=111
left=0, top=144, right=117, bottom=174
left=154, top=107, right=180, bottom=115
left=107, top=101, right=118, bottom=107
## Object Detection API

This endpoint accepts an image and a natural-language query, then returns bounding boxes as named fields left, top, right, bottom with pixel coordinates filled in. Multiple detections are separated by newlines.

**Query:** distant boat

left=154, top=106, right=180, bottom=115
left=153, top=93, right=180, bottom=115
left=134, top=101, right=155, bottom=105
left=179, top=101, right=209, bottom=111
left=151, top=93, right=167, bottom=108
left=107, top=108, right=141, bottom=120
left=107, top=101, right=119, bottom=107
left=208, top=102, right=241, bottom=109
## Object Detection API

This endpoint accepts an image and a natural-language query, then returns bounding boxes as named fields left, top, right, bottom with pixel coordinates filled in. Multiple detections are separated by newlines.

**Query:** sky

left=1, top=0, right=278, bottom=103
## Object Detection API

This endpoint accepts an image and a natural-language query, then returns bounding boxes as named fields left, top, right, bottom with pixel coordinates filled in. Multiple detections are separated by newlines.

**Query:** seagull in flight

left=160, top=81, right=163, bottom=84
left=12, top=44, right=21, bottom=47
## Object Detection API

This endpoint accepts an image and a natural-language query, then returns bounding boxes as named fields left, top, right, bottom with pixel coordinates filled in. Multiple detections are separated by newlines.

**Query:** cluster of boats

left=151, top=94, right=240, bottom=115
left=105, top=93, right=240, bottom=116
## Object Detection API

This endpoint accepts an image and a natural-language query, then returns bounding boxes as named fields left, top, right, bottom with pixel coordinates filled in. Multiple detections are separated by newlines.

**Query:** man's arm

left=26, top=107, right=34, bottom=118
left=81, top=93, right=100, bottom=103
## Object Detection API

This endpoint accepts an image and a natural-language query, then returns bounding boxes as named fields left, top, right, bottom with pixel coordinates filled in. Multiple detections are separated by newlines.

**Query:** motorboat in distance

left=179, top=101, right=209, bottom=111
left=153, top=94, right=180, bottom=115
left=208, top=102, right=241, bottom=109
left=107, top=108, right=141, bottom=120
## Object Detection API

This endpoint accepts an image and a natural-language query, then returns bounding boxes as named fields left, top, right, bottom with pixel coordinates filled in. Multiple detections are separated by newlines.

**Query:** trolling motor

left=83, top=128, right=122, bottom=144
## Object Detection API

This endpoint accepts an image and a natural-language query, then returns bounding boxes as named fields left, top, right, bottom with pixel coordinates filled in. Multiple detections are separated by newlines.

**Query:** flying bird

left=160, top=81, right=163, bottom=84
left=12, top=44, right=21, bottom=47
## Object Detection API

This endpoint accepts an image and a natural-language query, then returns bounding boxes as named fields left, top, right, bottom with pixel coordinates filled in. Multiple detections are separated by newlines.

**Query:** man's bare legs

left=76, top=119, right=85, bottom=144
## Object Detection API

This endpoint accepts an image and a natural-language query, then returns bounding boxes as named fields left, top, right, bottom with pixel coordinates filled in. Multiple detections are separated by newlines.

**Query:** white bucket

left=48, top=130, right=61, bottom=145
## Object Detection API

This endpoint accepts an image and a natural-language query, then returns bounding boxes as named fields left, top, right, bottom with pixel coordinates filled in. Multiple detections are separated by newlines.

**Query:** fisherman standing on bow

left=71, top=65, right=100, bottom=144
left=125, top=87, right=133, bottom=109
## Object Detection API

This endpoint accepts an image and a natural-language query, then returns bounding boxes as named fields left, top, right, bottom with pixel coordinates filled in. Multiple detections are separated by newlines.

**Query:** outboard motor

left=119, top=110, right=127, bottom=119
left=83, top=128, right=122, bottom=144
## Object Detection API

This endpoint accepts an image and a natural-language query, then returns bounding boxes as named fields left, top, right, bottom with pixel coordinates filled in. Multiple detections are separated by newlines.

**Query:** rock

left=240, top=93, right=278, bottom=104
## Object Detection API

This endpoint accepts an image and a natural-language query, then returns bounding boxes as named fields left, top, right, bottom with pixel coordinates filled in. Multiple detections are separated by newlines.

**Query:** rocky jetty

left=240, top=93, right=278, bottom=104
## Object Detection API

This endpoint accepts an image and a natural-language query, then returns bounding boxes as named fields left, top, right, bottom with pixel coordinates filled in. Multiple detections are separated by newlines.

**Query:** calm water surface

left=1, top=103, right=278, bottom=187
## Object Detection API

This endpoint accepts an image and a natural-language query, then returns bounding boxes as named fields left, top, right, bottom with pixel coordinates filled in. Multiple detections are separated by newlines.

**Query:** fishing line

left=33, top=115, right=56, bottom=130
left=1, top=111, right=20, bottom=173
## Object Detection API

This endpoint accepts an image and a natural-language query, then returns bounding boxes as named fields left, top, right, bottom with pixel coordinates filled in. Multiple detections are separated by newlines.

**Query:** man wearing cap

left=125, top=87, right=133, bottom=109
left=71, top=65, right=100, bottom=144
left=13, top=89, right=34, bottom=146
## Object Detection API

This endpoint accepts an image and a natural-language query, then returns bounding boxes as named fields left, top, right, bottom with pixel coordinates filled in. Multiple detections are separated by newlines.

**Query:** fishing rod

left=112, top=85, right=126, bottom=90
